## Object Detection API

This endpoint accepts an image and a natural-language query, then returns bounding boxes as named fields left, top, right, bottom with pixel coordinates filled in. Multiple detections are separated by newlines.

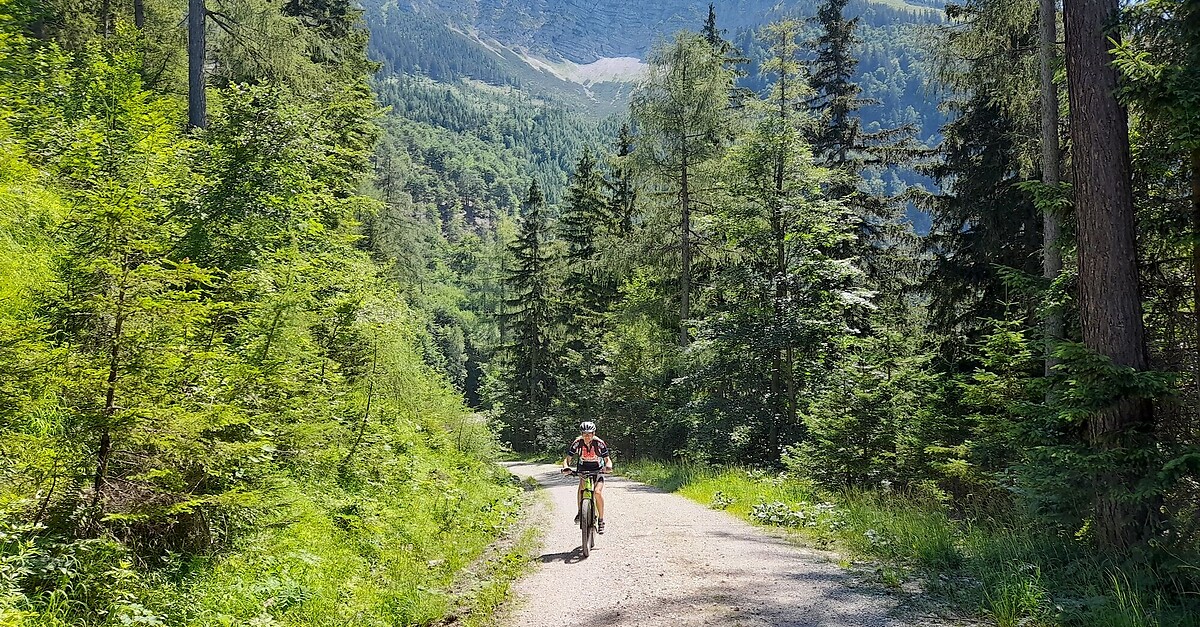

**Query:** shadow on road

left=539, top=548, right=587, bottom=564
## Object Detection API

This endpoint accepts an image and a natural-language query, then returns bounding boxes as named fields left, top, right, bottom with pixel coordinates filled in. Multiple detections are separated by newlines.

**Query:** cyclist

left=560, top=421, right=613, bottom=533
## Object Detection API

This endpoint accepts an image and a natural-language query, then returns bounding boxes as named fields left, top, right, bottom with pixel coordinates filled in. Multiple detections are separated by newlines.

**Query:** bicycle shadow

left=539, top=548, right=588, bottom=564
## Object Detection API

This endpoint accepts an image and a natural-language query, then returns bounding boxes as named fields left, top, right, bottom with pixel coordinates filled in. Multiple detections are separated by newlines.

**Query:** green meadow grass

left=137, top=464, right=524, bottom=627
left=160, top=455, right=523, bottom=627
left=4, top=438, right=525, bottom=627
left=622, top=461, right=1200, bottom=627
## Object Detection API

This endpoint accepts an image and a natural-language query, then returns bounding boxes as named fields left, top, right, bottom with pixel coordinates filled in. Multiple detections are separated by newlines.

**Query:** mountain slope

left=380, top=0, right=940, bottom=63
left=364, top=0, right=946, bottom=147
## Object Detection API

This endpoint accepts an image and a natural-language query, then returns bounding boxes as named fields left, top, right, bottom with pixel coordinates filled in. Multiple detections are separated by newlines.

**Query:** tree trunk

left=1063, top=0, right=1156, bottom=550
left=1041, top=0, right=1064, bottom=378
left=1191, top=148, right=1200, bottom=417
left=680, top=153, right=691, bottom=347
left=769, top=56, right=788, bottom=458
left=260, top=306, right=285, bottom=363
left=135, top=0, right=145, bottom=29
left=188, top=0, right=207, bottom=129
left=92, top=281, right=128, bottom=511
left=100, top=0, right=111, bottom=37
left=342, top=339, right=378, bottom=471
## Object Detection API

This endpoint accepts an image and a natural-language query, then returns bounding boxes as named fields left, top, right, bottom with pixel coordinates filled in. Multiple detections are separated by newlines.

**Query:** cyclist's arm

left=603, top=455, right=613, bottom=472
left=561, top=455, right=572, bottom=470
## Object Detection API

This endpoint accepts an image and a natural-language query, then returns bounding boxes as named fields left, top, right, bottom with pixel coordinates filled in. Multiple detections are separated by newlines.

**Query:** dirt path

left=501, top=461, right=963, bottom=627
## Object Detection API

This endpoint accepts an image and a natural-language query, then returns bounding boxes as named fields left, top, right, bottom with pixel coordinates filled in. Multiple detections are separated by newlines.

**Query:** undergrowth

left=1, top=420, right=523, bottom=627
left=623, top=460, right=1200, bottom=627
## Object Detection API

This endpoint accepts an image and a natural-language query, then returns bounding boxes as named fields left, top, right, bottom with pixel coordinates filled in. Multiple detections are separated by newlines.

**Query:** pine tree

left=606, top=122, right=637, bottom=236
left=1063, top=0, right=1157, bottom=550
left=498, top=181, right=558, bottom=448
left=806, top=0, right=918, bottom=287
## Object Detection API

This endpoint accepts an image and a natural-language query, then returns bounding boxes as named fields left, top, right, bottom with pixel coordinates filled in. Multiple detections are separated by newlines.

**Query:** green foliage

left=494, top=181, right=560, bottom=450
left=788, top=330, right=946, bottom=488
left=625, top=460, right=1200, bottom=627
left=594, top=271, right=687, bottom=459
left=554, top=150, right=624, bottom=431
left=1114, top=0, right=1200, bottom=150
left=0, top=2, right=521, bottom=625
left=631, top=30, right=735, bottom=186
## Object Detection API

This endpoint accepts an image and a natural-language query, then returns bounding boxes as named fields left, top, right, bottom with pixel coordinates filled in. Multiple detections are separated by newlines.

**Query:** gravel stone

left=501, top=462, right=970, bottom=627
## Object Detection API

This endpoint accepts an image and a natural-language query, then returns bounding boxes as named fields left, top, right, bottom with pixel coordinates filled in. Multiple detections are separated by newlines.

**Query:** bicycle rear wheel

left=580, top=499, right=593, bottom=558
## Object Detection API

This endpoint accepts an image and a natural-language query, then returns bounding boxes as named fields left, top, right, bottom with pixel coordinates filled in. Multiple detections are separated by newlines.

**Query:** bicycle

left=563, top=468, right=606, bottom=557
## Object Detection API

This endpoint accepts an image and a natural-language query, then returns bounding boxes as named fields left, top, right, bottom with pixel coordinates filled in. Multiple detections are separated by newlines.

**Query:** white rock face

left=514, top=52, right=648, bottom=85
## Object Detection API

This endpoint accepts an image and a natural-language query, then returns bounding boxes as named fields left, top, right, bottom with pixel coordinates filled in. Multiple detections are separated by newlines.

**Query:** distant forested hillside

left=368, top=0, right=942, bottom=63
left=363, top=0, right=945, bottom=235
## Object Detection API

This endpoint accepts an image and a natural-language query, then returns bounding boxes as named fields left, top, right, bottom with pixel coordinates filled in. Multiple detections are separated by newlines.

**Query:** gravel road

left=500, top=461, right=963, bottom=627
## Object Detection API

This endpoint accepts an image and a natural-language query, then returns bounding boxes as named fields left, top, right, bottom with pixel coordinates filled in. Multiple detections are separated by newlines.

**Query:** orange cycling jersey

left=568, top=436, right=609, bottom=465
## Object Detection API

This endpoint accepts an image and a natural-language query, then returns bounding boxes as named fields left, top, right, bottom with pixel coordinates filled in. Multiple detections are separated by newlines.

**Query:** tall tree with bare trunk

left=1039, top=0, right=1064, bottom=377
left=631, top=32, right=734, bottom=347
left=188, top=0, right=206, bottom=129
left=1062, top=0, right=1156, bottom=550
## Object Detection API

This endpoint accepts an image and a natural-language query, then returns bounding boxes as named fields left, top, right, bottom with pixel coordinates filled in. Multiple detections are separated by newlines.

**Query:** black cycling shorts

left=577, top=463, right=605, bottom=482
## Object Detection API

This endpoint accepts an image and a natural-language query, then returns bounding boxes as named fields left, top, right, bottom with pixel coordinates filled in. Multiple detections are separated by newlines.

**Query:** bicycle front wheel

left=580, top=499, right=593, bottom=558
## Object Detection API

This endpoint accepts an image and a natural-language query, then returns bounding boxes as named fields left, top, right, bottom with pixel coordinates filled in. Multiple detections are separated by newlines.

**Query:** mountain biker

left=560, top=421, right=612, bottom=534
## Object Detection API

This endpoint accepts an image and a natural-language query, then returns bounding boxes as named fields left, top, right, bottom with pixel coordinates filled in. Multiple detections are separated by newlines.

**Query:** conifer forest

left=1, top=0, right=1198, bottom=625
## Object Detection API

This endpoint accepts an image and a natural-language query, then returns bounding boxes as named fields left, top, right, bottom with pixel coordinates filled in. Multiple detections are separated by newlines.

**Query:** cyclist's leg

left=576, top=476, right=585, bottom=517
left=595, top=479, right=605, bottom=519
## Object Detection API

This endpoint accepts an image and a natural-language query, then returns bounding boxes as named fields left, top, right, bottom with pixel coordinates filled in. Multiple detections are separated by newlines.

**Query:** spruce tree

left=806, top=0, right=918, bottom=287
left=560, top=149, right=617, bottom=326
left=692, top=18, right=875, bottom=464
left=922, top=99, right=1041, bottom=354
left=499, top=181, right=558, bottom=448
left=808, top=0, right=866, bottom=173
left=560, top=150, right=609, bottom=271
left=701, top=3, right=752, bottom=109
left=606, top=122, right=638, bottom=236
left=922, top=0, right=1046, bottom=359
left=1063, top=0, right=1156, bottom=550
left=556, top=151, right=614, bottom=427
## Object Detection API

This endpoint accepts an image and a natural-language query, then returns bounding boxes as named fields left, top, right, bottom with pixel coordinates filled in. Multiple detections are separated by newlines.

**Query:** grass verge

left=141, top=462, right=524, bottom=626
left=438, top=479, right=546, bottom=627
left=2, top=429, right=527, bottom=627
left=622, top=460, right=1200, bottom=627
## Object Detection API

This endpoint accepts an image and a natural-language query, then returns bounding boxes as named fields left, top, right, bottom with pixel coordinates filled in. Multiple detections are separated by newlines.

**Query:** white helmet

left=579, top=421, right=596, bottom=433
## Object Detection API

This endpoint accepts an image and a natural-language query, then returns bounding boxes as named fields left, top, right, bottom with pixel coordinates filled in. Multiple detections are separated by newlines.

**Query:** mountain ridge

left=387, top=0, right=941, bottom=64
left=364, top=0, right=945, bottom=115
